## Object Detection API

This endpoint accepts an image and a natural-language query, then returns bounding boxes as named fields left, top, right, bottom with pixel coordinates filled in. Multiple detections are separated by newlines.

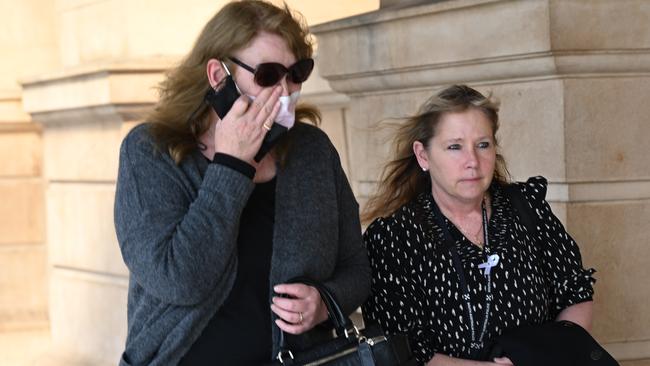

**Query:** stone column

left=21, top=60, right=166, bottom=364
left=0, top=0, right=58, bottom=337
left=18, top=0, right=243, bottom=361
left=312, top=0, right=650, bottom=364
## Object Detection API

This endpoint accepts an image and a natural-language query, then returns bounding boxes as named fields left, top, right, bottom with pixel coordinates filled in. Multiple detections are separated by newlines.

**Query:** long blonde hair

left=362, top=85, right=510, bottom=224
left=147, top=0, right=320, bottom=164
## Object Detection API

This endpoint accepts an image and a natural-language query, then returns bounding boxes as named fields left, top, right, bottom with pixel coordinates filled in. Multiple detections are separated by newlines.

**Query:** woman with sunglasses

left=113, top=1, right=370, bottom=365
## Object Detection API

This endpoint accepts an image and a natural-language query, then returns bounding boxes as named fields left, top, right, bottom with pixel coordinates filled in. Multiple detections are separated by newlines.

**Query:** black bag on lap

left=482, top=320, right=619, bottom=366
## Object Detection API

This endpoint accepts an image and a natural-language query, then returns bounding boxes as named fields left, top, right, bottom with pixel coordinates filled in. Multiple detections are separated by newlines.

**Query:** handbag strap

left=281, top=276, right=353, bottom=335
left=276, top=277, right=358, bottom=361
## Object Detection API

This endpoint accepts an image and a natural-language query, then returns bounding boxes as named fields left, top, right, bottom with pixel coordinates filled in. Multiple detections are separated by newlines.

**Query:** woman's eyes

left=446, top=141, right=491, bottom=150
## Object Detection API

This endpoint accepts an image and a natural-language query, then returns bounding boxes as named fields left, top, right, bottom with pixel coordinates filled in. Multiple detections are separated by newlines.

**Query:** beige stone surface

left=345, top=89, right=425, bottom=188
left=314, top=0, right=554, bottom=92
left=0, top=179, right=44, bottom=244
left=319, top=108, right=349, bottom=174
left=0, top=92, right=31, bottom=123
left=314, top=0, right=650, bottom=93
left=47, top=182, right=126, bottom=276
left=49, top=267, right=127, bottom=365
left=621, top=359, right=650, bottom=366
left=564, top=77, right=650, bottom=182
left=286, top=0, right=378, bottom=25
left=0, top=0, right=60, bottom=90
left=0, top=328, right=51, bottom=366
left=485, top=80, right=567, bottom=181
left=22, top=67, right=164, bottom=115
left=0, top=245, right=48, bottom=331
left=42, top=118, right=123, bottom=182
left=0, top=130, right=41, bottom=177
left=58, top=0, right=224, bottom=67
left=568, top=200, right=650, bottom=343
left=549, top=0, right=650, bottom=50
left=56, top=0, right=377, bottom=68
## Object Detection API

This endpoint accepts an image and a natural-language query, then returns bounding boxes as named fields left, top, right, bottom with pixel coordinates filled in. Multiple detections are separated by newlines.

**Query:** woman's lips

left=459, top=177, right=483, bottom=184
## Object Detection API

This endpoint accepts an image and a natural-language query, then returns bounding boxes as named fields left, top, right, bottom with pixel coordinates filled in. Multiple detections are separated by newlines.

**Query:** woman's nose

left=278, top=76, right=290, bottom=96
left=466, top=148, right=479, bottom=168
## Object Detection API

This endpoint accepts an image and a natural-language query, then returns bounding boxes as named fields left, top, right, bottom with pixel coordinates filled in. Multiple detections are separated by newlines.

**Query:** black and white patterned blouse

left=362, top=176, right=595, bottom=363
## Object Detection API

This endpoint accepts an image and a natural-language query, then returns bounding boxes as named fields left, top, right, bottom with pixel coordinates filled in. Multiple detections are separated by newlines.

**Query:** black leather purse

left=267, top=278, right=417, bottom=366
left=482, top=320, right=619, bottom=366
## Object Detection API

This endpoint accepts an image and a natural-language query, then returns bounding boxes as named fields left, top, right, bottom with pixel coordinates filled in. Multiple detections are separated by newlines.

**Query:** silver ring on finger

left=298, top=312, right=303, bottom=324
left=263, top=121, right=273, bottom=131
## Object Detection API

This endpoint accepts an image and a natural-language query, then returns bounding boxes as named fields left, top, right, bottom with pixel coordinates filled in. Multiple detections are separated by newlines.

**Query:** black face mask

left=204, top=73, right=288, bottom=163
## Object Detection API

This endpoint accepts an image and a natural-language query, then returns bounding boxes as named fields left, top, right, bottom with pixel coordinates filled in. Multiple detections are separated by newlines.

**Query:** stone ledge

left=21, top=59, right=171, bottom=117
left=313, top=0, right=650, bottom=94
left=0, top=122, right=41, bottom=133
left=0, top=89, right=31, bottom=123
left=320, top=51, right=650, bottom=95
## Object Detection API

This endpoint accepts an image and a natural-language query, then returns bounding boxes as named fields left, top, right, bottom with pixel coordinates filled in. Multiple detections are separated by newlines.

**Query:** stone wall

left=0, top=0, right=58, bottom=335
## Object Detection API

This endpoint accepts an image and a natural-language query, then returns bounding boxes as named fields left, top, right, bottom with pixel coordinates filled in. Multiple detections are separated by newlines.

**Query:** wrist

left=211, top=152, right=255, bottom=179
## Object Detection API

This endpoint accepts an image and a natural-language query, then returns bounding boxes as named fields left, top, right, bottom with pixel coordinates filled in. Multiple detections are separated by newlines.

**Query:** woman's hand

left=213, top=85, right=281, bottom=164
left=493, top=357, right=514, bottom=365
left=427, top=354, right=514, bottom=365
left=271, top=283, right=329, bottom=334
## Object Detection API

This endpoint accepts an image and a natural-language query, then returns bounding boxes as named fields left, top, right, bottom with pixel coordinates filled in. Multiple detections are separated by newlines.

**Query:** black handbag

left=268, top=278, right=417, bottom=366
left=483, top=320, right=619, bottom=366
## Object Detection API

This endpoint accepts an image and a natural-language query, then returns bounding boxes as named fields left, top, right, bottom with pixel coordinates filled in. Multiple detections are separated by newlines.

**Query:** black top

left=180, top=176, right=276, bottom=365
left=362, top=177, right=596, bottom=363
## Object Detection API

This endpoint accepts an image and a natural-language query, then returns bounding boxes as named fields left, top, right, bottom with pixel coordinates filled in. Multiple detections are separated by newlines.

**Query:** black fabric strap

left=211, top=152, right=256, bottom=179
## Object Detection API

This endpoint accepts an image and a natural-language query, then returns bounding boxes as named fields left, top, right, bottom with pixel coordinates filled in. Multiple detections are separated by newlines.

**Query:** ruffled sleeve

left=519, top=176, right=596, bottom=318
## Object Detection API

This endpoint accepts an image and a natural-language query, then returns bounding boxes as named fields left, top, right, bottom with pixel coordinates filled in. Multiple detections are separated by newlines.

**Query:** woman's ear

left=206, top=59, right=228, bottom=89
left=413, top=141, right=430, bottom=171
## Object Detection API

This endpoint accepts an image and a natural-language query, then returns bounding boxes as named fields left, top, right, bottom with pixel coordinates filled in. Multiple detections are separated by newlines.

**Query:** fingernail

left=273, top=285, right=280, bottom=292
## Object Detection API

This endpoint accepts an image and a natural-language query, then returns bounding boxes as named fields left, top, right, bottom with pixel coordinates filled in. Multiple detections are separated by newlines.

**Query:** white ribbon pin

left=478, top=254, right=500, bottom=276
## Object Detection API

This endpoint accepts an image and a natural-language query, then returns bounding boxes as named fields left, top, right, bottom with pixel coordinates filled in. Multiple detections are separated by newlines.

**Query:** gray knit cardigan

left=114, top=122, right=370, bottom=365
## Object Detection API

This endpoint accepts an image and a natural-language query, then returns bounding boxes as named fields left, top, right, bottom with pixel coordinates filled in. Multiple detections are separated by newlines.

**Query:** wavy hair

left=147, top=0, right=320, bottom=164
left=362, top=85, right=510, bottom=224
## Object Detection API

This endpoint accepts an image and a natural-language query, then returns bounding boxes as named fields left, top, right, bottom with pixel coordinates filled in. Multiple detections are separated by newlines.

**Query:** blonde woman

left=362, top=85, right=595, bottom=366
left=114, top=1, right=369, bottom=364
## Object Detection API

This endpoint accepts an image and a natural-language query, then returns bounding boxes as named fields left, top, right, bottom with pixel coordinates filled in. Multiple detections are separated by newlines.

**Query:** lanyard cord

left=430, top=199, right=493, bottom=354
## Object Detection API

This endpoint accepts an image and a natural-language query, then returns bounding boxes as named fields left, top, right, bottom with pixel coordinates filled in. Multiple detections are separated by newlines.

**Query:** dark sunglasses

left=228, top=57, right=314, bottom=87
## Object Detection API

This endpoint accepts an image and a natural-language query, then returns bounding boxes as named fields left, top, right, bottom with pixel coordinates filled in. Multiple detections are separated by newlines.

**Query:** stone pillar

left=18, top=0, right=238, bottom=361
left=312, top=0, right=650, bottom=364
left=21, top=60, right=165, bottom=364
left=0, top=0, right=58, bottom=336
